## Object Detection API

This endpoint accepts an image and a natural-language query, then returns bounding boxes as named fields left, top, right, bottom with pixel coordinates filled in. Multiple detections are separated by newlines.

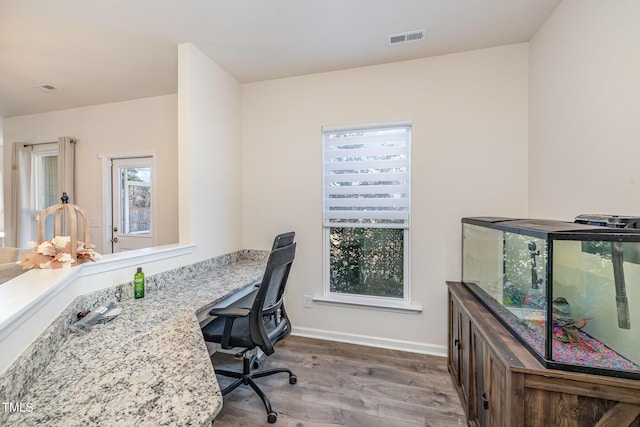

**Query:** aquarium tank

left=461, top=216, right=640, bottom=380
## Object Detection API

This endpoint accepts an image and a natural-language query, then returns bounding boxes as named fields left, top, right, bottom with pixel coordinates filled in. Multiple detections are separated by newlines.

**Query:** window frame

left=31, top=144, right=59, bottom=240
left=321, top=122, right=413, bottom=308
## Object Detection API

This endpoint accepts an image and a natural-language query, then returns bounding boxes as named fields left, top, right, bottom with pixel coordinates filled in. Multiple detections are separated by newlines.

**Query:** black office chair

left=202, top=232, right=297, bottom=424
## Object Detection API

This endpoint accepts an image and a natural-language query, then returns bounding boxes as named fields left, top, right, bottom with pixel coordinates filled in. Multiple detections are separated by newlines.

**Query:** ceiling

left=0, top=0, right=560, bottom=119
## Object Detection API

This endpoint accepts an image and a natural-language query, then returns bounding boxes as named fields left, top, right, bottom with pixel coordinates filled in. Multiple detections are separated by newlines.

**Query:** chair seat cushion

left=201, top=315, right=255, bottom=349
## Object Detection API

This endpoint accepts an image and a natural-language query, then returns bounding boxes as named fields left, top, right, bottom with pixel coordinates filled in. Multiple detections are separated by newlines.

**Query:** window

left=323, top=123, right=411, bottom=303
left=32, top=145, right=59, bottom=239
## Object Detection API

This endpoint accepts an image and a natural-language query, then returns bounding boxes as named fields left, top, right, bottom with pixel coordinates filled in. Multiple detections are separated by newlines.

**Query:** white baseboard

left=291, top=326, right=447, bottom=358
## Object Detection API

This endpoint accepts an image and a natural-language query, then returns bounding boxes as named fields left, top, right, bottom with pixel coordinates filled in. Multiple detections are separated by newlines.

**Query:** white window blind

left=323, top=123, right=411, bottom=228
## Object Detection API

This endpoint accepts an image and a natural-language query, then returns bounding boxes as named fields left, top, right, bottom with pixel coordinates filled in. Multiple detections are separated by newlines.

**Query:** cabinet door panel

left=471, top=325, right=509, bottom=427
left=487, top=349, right=507, bottom=427
left=472, top=326, right=487, bottom=427
left=449, top=295, right=461, bottom=382
left=460, top=309, right=471, bottom=408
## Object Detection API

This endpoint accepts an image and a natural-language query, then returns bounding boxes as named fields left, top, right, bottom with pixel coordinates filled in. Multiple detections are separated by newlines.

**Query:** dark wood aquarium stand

left=447, top=281, right=640, bottom=427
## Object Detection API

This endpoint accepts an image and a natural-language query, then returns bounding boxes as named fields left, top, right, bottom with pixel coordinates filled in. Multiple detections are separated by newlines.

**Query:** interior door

left=111, top=157, right=154, bottom=252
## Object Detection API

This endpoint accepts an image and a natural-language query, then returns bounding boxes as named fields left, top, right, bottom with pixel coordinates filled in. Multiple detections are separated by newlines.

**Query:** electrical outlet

left=303, top=295, right=312, bottom=308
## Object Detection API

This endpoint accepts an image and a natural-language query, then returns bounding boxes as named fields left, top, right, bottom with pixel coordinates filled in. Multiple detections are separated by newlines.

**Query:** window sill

left=312, top=294, right=422, bottom=314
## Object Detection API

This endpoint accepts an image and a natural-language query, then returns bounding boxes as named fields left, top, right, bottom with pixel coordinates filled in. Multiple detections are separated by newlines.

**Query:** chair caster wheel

left=289, top=374, right=297, bottom=384
left=249, top=354, right=262, bottom=370
left=267, top=411, right=277, bottom=423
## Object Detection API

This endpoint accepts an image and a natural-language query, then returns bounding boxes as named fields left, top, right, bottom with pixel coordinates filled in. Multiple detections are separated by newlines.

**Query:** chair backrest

left=250, top=233, right=296, bottom=356
left=271, top=231, right=295, bottom=250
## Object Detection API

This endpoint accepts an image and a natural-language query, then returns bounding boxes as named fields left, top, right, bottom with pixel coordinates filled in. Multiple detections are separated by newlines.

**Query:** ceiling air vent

left=33, top=84, right=58, bottom=92
left=387, top=29, right=427, bottom=46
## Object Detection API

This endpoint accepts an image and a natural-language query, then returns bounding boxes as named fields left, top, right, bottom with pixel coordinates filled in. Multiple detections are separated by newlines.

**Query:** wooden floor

left=212, top=336, right=466, bottom=426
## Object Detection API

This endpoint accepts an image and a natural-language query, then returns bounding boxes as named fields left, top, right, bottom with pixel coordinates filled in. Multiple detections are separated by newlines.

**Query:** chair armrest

left=208, top=307, right=250, bottom=318
left=206, top=307, right=250, bottom=349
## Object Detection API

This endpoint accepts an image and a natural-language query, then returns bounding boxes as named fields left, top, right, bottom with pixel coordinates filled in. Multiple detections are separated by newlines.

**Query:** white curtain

left=11, top=143, right=33, bottom=248
left=57, top=137, right=77, bottom=236
left=58, top=136, right=76, bottom=204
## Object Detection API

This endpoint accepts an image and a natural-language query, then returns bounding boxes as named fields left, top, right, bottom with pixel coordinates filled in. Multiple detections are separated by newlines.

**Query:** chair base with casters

left=215, top=351, right=297, bottom=423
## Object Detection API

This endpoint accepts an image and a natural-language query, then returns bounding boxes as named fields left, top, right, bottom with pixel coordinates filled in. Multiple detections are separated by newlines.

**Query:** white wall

left=177, top=43, right=243, bottom=260
left=529, top=0, right=640, bottom=219
left=242, top=44, right=530, bottom=352
left=2, top=95, right=179, bottom=252
left=528, top=0, right=640, bottom=369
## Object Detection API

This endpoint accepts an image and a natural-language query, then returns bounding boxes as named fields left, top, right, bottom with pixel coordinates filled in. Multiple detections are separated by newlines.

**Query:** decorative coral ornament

left=20, top=237, right=101, bottom=269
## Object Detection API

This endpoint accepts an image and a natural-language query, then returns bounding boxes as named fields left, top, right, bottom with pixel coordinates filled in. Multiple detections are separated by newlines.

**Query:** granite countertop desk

left=1, top=251, right=267, bottom=426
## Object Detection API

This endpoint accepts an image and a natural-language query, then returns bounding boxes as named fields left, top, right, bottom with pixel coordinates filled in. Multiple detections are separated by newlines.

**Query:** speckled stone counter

left=0, top=250, right=268, bottom=426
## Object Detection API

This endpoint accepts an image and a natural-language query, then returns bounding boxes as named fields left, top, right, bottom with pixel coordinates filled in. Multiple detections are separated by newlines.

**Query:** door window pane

left=119, top=167, right=151, bottom=234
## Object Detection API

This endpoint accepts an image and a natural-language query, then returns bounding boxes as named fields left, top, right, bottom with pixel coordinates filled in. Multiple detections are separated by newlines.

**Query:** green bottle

left=134, top=267, right=145, bottom=299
